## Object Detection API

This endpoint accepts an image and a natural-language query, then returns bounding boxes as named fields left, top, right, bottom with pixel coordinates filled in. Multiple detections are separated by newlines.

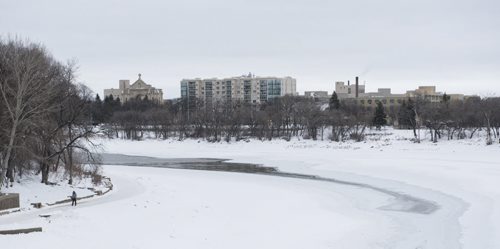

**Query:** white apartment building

left=180, top=74, right=297, bottom=105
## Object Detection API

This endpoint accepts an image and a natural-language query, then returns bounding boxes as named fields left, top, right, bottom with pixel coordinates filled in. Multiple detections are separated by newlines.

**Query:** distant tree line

left=92, top=90, right=500, bottom=145
left=0, top=38, right=100, bottom=191
left=396, top=95, right=500, bottom=144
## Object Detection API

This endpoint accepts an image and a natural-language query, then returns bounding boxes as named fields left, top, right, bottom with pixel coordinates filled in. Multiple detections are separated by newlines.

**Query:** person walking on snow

left=71, top=191, right=77, bottom=206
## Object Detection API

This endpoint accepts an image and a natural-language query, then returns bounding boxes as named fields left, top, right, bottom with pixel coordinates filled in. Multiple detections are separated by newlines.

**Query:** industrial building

left=335, top=77, right=466, bottom=110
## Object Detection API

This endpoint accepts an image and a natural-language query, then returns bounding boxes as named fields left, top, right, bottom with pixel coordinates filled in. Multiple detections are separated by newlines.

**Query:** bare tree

left=481, top=97, right=499, bottom=145
left=0, top=39, right=61, bottom=188
left=0, top=39, right=102, bottom=189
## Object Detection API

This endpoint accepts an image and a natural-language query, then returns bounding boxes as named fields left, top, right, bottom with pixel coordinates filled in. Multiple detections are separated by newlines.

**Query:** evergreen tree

left=115, top=97, right=121, bottom=106
left=442, top=93, right=450, bottom=103
left=372, top=101, right=387, bottom=130
left=91, top=94, right=104, bottom=124
left=329, top=91, right=340, bottom=110
left=102, top=95, right=120, bottom=122
left=104, top=94, right=113, bottom=104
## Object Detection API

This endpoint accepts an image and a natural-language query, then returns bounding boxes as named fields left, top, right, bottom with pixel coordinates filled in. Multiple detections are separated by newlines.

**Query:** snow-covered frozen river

left=91, top=131, right=500, bottom=248
left=1, top=163, right=412, bottom=249
left=101, top=153, right=440, bottom=215
left=97, top=153, right=467, bottom=248
left=2, top=130, right=500, bottom=248
left=1, top=155, right=463, bottom=249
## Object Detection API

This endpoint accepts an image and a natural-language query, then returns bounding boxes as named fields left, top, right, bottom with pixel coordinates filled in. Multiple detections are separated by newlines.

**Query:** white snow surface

left=2, top=175, right=97, bottom=210
left=2, top=128, right=500, bottom=249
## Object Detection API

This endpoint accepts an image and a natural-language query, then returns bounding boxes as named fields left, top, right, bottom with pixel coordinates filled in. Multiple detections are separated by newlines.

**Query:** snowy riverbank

left=1, top=175, right=107, bottom=212
left=1, top=128, right=500, bottom=248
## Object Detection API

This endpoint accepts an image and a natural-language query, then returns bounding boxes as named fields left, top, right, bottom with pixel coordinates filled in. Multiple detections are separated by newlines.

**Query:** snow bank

left=2, top=175, right=101, bottom=211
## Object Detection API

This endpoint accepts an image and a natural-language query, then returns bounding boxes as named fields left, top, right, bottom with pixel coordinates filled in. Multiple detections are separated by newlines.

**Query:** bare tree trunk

left=1, top=120, right=18, bottom=188
left=485, top=113, right=493, bottom=145
left=68, top=124, right=74, bottom=185
left=414, top=111, right=421, bottom=143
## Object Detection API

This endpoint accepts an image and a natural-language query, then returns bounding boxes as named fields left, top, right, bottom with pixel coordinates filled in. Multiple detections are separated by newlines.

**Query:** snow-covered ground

left=1, top=175, right=98, bottom=211
left=1, top=166, right=395, bottom=248
left=2, top=128, right=500, bottom=248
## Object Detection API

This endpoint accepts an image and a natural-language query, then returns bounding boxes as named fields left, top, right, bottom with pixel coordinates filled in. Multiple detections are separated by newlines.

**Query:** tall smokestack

left=355, top=76, right=359, bottom=98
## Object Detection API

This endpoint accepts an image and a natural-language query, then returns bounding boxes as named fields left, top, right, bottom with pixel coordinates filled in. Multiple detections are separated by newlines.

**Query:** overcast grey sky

left=1, top=0, right=499, bottom=98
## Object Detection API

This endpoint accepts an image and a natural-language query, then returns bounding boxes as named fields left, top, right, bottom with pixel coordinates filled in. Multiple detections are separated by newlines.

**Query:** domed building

left=104, top=74, right=163, bottom=103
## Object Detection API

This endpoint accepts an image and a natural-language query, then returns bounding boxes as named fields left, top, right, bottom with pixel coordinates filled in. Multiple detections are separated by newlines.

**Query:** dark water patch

left=100, top=153, right=439, bottom=214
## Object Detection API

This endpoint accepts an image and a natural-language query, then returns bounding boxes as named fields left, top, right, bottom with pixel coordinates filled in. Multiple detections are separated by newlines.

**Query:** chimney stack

left=355, top=76, right=359, bottom=98
left=348, top=80, right=350, bottom=86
